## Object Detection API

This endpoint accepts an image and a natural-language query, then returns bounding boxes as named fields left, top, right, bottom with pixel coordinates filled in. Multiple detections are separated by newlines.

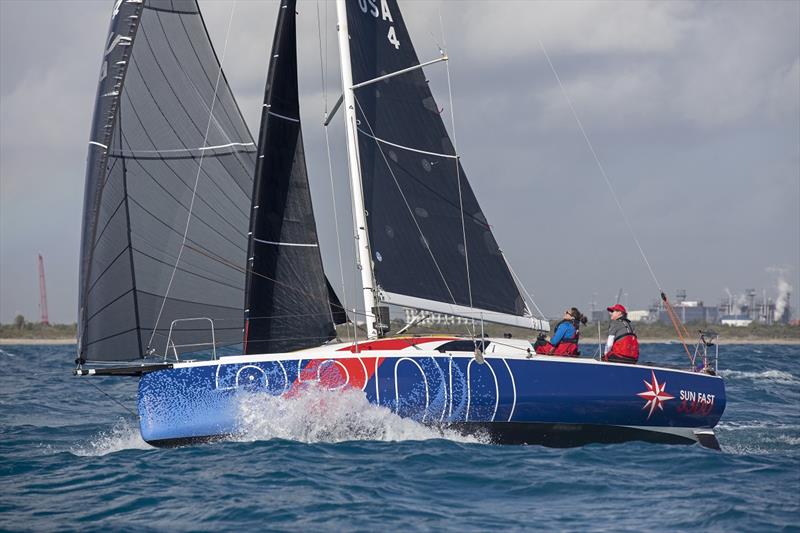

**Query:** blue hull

left=138, top=354, right=725, bottom=447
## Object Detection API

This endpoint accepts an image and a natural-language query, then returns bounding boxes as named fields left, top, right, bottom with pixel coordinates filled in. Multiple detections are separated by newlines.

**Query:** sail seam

left=85, top=287, right=135, bottom=324
left=125, top=153, right=248, bottom=240
left=84, top=327, right=139, bottom=348
left=153, top=9, right=247, bottom=153
left=356, top=127, right=458, bottom=159
left=136, top=288, right=243, bottom=311
left=121, top=122, right=250, bottom=219
left=127, top=195, right=246, bottom=256
left=120, top=72, right=251, bottom=221
left=132, top=246, right=245, bottom=291
left=89, top=196, right=126, bottom=255
left=86, top=245, right=131, bottom=294
left=131, top=232, right=244, bottom=286
left=176, top=6, right=254, bottom=160
left=135, top=17, right=254, bottom=189
left=135, top=26, right=217, bottom=150
left=147, top=2, right=236, bottom=349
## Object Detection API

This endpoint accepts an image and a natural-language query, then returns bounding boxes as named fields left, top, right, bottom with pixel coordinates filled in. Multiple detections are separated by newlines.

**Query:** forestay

left=79, top=0, right=256, bottom=362
left=344, top=0, right=546, bottom=330
left=244, top=0, right=343, bottom=354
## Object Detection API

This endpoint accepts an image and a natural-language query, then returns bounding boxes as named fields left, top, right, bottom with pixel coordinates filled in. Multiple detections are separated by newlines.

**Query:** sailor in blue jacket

left=534, top=307, right=587, bottom=356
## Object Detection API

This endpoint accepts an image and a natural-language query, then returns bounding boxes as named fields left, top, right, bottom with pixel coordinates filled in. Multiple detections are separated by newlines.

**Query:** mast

left=335, top=0, right=378, bottom=338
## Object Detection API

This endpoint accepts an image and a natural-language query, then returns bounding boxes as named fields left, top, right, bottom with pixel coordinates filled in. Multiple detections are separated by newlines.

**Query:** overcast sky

left=1, top=0, right=798, bottom=324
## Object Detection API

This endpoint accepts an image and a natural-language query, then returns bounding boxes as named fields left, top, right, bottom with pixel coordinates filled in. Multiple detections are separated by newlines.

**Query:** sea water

left=1, top=344, right=798, bottom=531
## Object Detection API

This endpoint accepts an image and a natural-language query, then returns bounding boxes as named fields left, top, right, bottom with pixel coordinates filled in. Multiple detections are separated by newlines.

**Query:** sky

left=0, top=0, right=798, bottom=324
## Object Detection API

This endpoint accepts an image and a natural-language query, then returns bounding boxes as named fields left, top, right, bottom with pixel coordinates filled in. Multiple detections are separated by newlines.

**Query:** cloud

left=0, top=0, right=798, bottom=323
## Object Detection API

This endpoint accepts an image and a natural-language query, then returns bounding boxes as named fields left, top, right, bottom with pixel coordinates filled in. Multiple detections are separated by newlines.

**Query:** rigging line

left=341, top=112, right=365, bottom=339
left=538, top=38, right=662, bottom=292
left=125, top=153, right=249, bottom=241
left=120, top=81, right=250, bottom=220
left=164, top=9, right=245, bottom=148
left=439, top=12, right=474, bottom=339
left=136, top=22, right=216, bottom=146
left=184, top=243, right=365, bottom=318
left=155, top=8, right=256, bottom=187
left=354, top=96, right=461, bottom=311
left=324, top=125, right=352, bottom=339
left=83, top=380, right=137, bottom=417
left=316, top=0, right=350, bottom=337
left=503, top=251, right=547, bottom=321
left=132, top=14, right=256, bottom=189
left=147, top=1, right=238, bottom=351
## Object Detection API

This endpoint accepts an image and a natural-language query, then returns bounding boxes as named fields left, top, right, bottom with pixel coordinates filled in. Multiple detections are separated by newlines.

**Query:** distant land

left=1, top=320, right=798, bottom=345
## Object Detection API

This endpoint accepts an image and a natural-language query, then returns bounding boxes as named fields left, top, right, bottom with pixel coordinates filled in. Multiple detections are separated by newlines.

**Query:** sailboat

left=76, top=0, right=726, bottom=449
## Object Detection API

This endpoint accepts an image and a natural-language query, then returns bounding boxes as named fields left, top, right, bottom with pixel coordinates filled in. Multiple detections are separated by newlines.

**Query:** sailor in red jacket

left=603, top=304, right=639, bottom=363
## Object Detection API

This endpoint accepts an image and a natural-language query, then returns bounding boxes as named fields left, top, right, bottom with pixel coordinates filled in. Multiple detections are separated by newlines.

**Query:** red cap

left=607, top=304, right=627, bottom=314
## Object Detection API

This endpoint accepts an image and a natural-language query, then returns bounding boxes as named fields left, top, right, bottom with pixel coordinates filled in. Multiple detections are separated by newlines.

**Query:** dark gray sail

left=79, top=0, right=256, bottom=362
left=243, top=0, right=338, bottom=354
left=345, top=0, right=538, bottom=327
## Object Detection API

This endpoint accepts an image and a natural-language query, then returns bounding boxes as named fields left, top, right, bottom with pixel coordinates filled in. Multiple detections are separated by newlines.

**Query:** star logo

left=637, top=370, right=675, bottom=419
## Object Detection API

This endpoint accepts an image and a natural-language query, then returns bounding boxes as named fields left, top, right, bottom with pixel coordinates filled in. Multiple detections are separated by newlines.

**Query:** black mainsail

left=243, top=0, right=340, bottom=354
left=80, top=0, right=257, bottom=362
left=344, top=0, right=544, bottom=329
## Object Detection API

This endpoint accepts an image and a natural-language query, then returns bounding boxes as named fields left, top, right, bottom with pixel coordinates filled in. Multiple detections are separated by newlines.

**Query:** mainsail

left=344, top=0, right=545, bottom=330
left=243, top=0, right=340, bottom=354
left=80, top=0, right=257, bottom=362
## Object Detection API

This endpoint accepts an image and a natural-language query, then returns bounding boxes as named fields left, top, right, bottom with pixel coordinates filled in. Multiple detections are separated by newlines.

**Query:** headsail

left=244, top=0, right=339, bottom=354
left=344, top=0, right=546, bottom=330
left=79, top=0, right=256, bottom=362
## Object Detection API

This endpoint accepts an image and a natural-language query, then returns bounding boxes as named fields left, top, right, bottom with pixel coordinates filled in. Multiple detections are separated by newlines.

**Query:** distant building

left=718, top=288, right=788, bottom=325
left=626, top=310, right=650, bottom=322
left=652, top=291, right=719, bottom=325
left=720, top=315, right=752, bottom=327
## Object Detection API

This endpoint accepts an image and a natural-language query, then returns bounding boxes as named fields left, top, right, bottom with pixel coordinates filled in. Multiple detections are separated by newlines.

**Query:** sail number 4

left=358, top=0, right=400, bottom=50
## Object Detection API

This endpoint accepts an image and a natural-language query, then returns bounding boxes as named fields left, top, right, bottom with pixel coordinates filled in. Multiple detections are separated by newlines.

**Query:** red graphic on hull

left=637, top=370, right=675, bottom=419
left=286, top=337, right=451, bottom=396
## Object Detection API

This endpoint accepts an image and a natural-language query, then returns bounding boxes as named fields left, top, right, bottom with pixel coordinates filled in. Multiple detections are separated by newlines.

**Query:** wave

left=718, top=421, right=800, bottom=431
left=719, top=369, right=798, bottom=384
left=71, top=418, right=153, bottom=456
left=0, top=348, right=16, bottom=357
left=233, top=383, right=487, bottom=445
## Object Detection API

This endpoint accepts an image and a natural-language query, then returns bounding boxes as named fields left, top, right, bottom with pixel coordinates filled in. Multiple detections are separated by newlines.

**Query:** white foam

left=719, top=369, right=798, bottom=384
left=0, top=348, right=16, bottom=357
left=718, top=421, right=800, bottom=431
left=71, top=418, right=153, bottom=456
left=233, top=383, right=487, bottom=445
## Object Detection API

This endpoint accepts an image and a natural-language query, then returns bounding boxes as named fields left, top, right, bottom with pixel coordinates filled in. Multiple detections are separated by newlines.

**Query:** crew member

left=603, top=304, right=639, bottom=363
left=534, top=307, right=587, bottom=356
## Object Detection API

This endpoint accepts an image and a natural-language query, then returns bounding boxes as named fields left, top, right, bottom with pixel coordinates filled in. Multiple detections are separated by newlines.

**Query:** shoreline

left=0, top=338, right=77, bottom=345
left=1, top=337, right=798, bottom=346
